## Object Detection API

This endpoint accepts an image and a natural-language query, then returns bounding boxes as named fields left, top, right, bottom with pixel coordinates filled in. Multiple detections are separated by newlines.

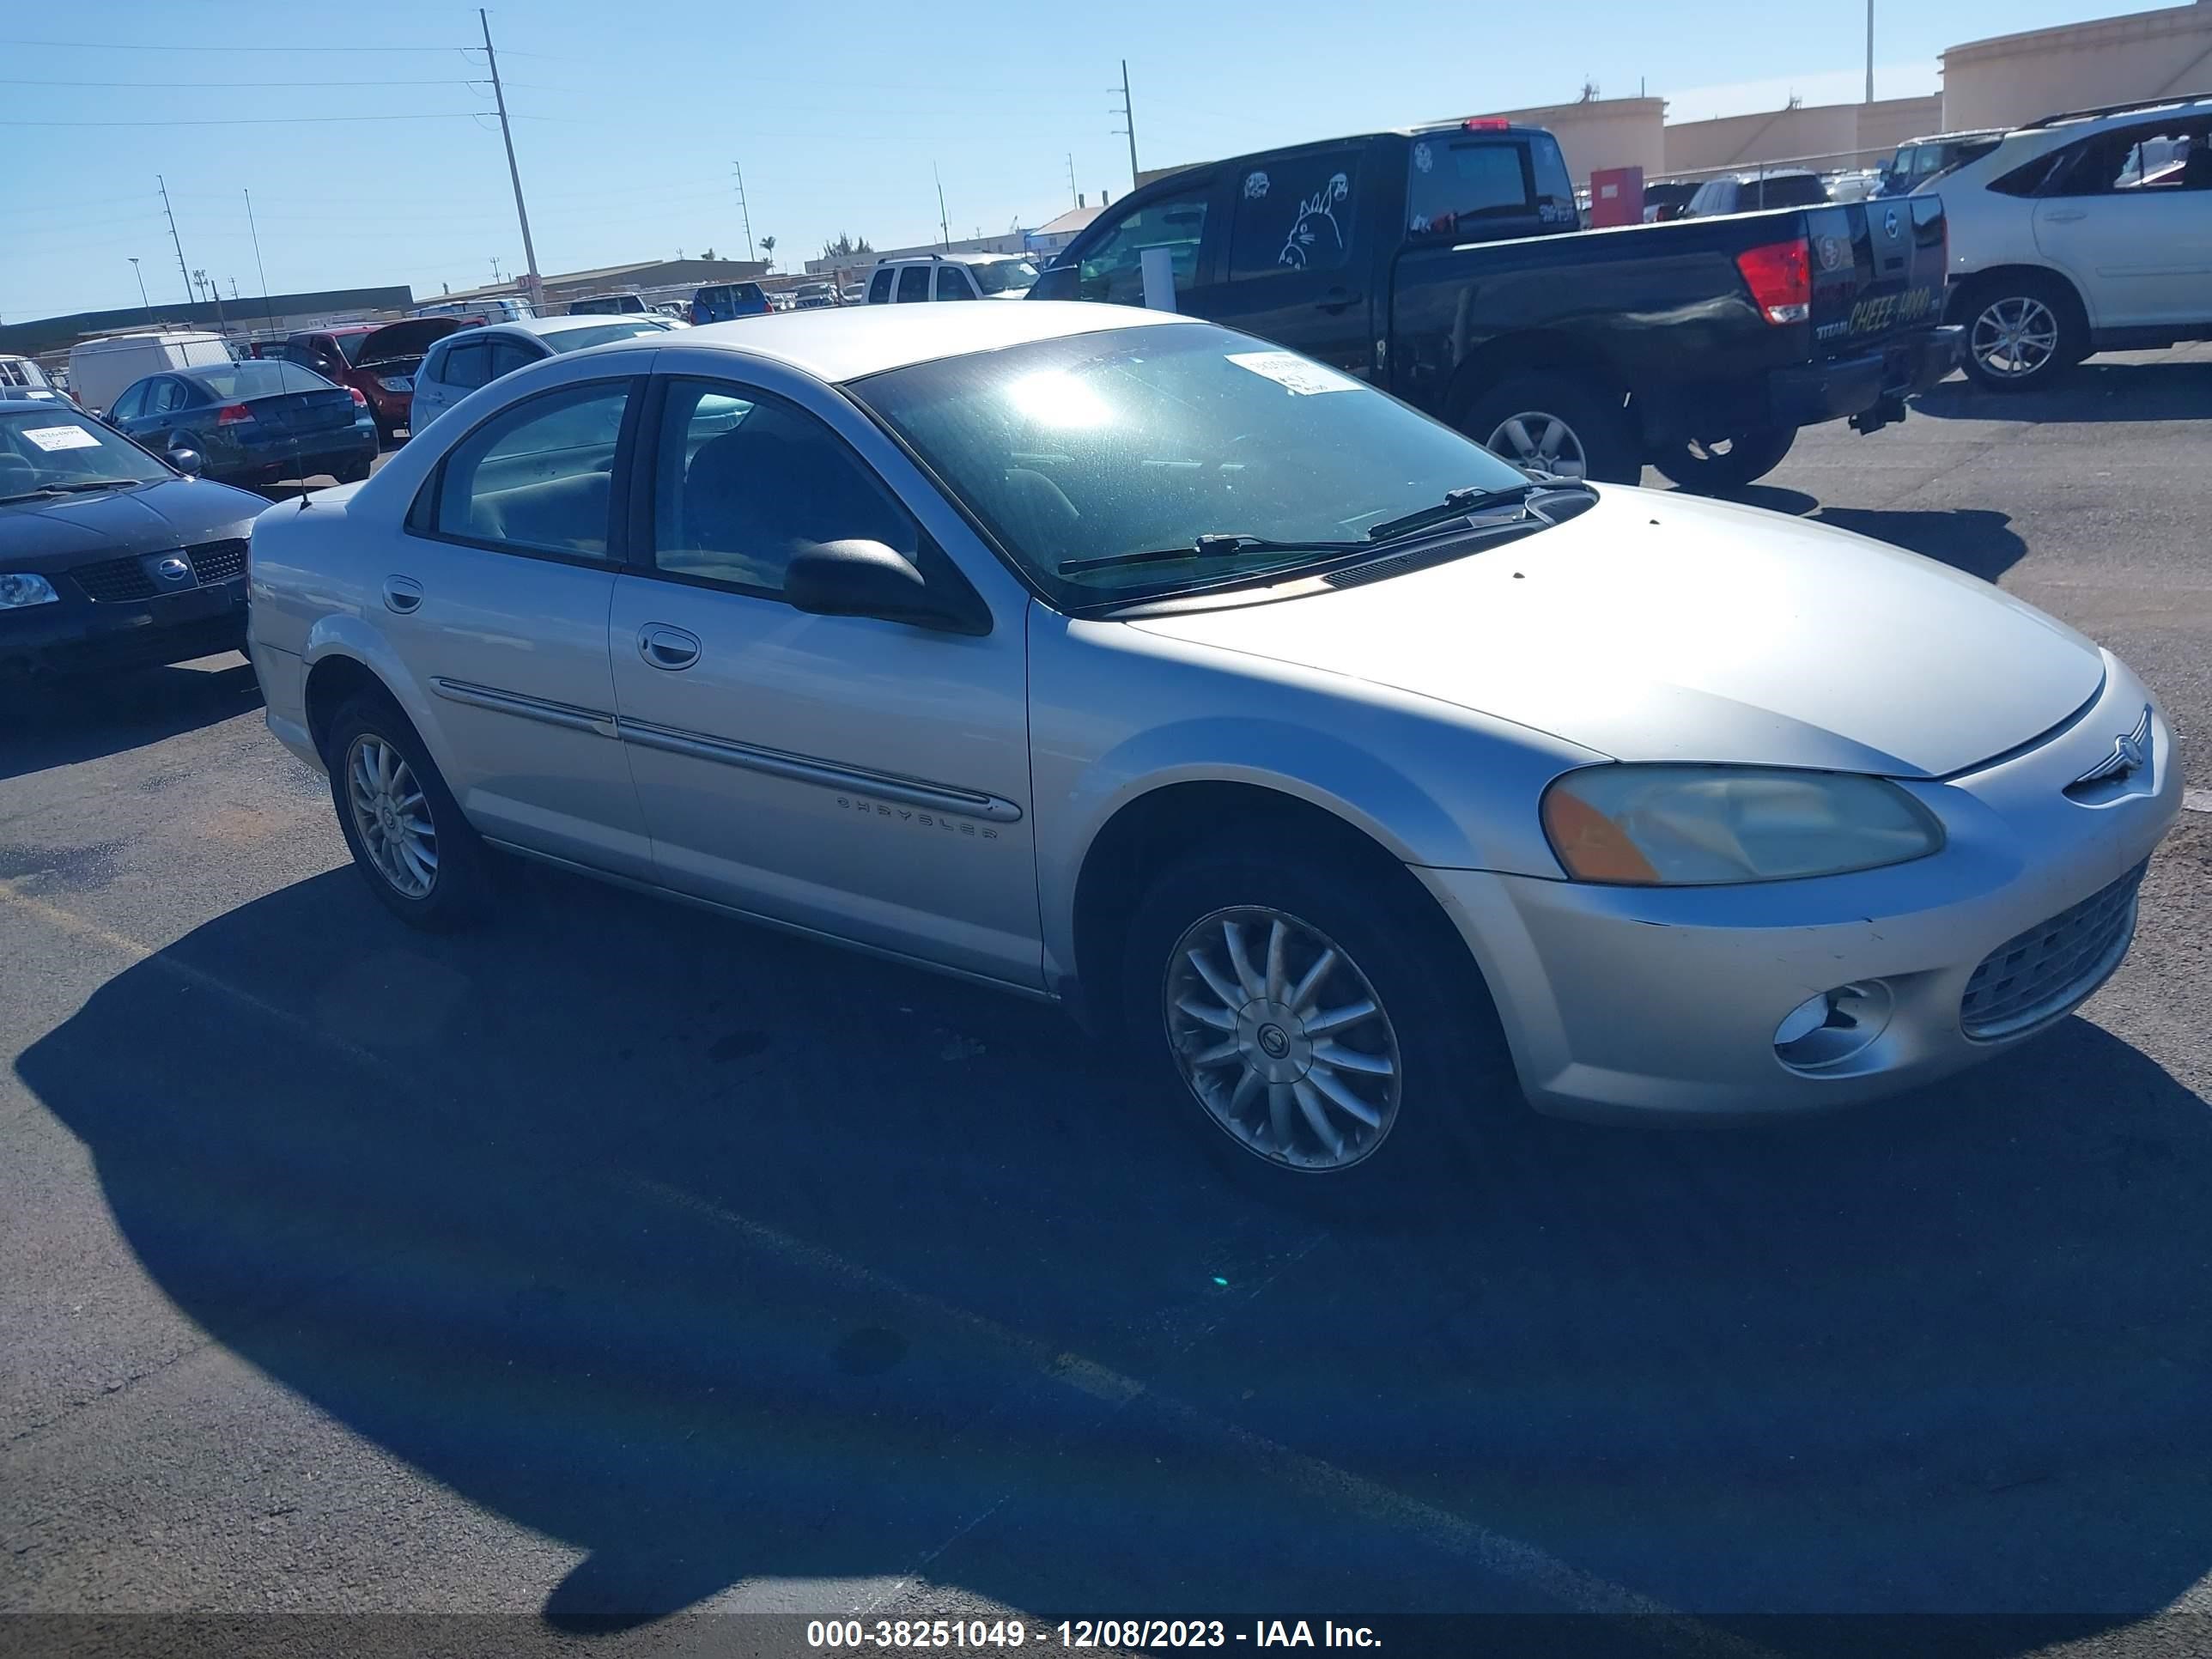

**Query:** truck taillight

left=347, top=386, right=368, bottom=406
left=1735, top=239, right=1811, bottom=325
left=216, top=403, right=254, bottom=426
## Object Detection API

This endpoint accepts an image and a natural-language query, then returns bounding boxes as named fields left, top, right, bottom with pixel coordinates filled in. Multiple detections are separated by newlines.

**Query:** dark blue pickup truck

left=1032, top=121, right=1960, bottom=490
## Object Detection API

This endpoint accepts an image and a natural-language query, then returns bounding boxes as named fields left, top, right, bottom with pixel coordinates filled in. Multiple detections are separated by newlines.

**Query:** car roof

left=878, top=252, right=1030, bottom=267
left=663, top=301, right=1183, bottom=384
left=0, top=396, right=75, bottom=413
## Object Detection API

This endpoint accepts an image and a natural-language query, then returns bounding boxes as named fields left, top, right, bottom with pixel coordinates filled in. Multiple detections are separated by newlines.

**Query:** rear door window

left=489, top=339, right=540, bottom=379
left=1407, top=137, right=1534, bottom=237
left=896, top=265, right=931, bottom=303
left=868, top=269, right=894, bottom=304
left=441, top=341, right=494, bottom=392
left=1227, top=147, right=1362, bottom=277
left=935, top=265, right=976, bottom=300
left=432, top=380, right=634, bottom=559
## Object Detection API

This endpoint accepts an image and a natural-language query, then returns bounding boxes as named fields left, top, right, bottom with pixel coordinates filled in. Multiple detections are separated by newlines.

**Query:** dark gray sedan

left=0, top=400, right=267, bottom=678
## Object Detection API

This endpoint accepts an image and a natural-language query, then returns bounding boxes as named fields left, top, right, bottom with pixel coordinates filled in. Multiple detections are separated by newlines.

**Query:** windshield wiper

left=1056, top=532, right=1365, bottom=576
left=1362, top=482, right=1559, bottom=544
left=0, top=478, right=146, bottom=504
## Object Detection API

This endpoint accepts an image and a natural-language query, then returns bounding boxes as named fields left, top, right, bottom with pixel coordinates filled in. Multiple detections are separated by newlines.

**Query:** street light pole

left=127, top=257, right=152, bottom=324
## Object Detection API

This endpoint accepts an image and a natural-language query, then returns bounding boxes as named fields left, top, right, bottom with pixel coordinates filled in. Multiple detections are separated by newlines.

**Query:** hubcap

left=1163, top=906, right=1402, bottom=1173
left=344, top=732, right=438, bottom=900
left=1483, top=410, right=1588, bottom=480
left=1971, top=295, right=2058, bottom=380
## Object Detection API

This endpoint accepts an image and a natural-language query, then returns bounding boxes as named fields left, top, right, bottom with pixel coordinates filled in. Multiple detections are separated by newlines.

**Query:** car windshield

left=545, top=319, right=672, bottom=353
left=0, top=408, right=171, bottom=495
left=848, top=321, right=1534, bottom=605
left=970, top=259, right=1039, bottom=295
left=331, top=333, right=375, bottom=365
left=188, top=361, right=334, bottom=398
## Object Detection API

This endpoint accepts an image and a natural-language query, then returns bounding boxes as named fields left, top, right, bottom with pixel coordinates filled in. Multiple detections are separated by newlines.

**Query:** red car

left=278, top=319, right=463, bottom=441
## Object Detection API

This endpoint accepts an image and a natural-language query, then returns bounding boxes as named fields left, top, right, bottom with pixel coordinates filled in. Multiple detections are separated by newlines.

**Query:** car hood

left=353, top=317, right=461, bottom=365
left=0, top=477, right=268, bottom=572
left=1126, top=489, right=2105, bottom=779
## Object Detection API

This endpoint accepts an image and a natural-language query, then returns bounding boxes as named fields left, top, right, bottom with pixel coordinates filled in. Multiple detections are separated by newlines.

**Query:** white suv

left=864, top=253, right=1041, bottom=304
left=1928, top=94, right=2212, bottom=389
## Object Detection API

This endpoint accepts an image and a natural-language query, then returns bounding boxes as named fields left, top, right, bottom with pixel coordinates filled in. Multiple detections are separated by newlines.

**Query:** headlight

left=0, top=573, right=61, bottom=610
left=1540, top=764, right=1943, bottom=885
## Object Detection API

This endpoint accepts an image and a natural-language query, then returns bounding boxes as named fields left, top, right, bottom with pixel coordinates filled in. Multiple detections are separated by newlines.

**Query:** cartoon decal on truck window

left=1280, top=173, right=1350, bottom=269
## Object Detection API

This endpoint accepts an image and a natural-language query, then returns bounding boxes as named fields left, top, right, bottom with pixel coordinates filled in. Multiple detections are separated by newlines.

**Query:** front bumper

left=1416, top=656, right=2181, bottom=1121
left=0, top=575, right=248, bottom=676
left=1768, top=325, right=1963, bottom=428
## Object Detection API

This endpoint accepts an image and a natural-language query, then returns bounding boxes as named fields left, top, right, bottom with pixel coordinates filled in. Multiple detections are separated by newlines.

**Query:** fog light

left=1773, top=981, right=1893, bottom=1073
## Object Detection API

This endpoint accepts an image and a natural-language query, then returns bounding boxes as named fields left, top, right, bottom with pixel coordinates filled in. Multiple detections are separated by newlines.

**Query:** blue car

left=1, top=398, right=268, bottom=678
left=105, top=358, right=379, bottom=490
left=689, top=280, right=771, bottom=325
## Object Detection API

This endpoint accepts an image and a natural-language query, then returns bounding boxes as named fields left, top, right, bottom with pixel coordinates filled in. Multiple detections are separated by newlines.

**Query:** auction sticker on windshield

left=1225, top=351, right=1358, bottom=395
left=21, top=425, right=100, bottom=451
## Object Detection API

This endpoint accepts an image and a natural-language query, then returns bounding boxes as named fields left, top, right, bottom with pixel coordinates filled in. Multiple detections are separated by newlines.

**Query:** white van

left=67, top=331, right=234, bottom=415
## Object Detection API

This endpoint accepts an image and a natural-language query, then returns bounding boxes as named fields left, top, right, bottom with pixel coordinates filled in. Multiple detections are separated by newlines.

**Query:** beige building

left=1942, top=0, right=2212, bottom=131
left=1469, top=96, right=1667, bottom=181
left=1662, top=94, right=1942, bottom=177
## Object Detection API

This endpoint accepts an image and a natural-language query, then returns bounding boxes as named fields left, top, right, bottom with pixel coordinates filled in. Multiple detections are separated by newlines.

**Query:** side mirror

left=784, top=539, right=988, bottom=635
left=167, top=447, right=204, bottom=476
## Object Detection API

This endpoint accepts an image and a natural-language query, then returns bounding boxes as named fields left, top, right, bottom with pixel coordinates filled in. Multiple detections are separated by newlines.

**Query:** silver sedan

left=244, top=303, right=2181, bottom=1202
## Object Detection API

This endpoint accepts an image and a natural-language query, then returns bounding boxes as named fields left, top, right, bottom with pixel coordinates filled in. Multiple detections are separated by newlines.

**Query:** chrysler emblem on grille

left=2072, top=704, right=2153, bottom=789
left=155, top=556, right=192, bottom=585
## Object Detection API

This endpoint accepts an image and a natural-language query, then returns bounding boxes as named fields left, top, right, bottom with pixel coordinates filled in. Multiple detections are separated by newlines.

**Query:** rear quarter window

left=1407, top=138, right=1533, bottom=237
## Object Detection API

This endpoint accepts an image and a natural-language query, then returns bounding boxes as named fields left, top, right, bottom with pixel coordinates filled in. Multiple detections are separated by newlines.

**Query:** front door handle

left=382, top=575, right=423, bottom=614
left=2042, top=209, right=2087, bottom=223
left=638, top=623, right=701, bottom=671
left=1316, top=288, right=1363, bottom=314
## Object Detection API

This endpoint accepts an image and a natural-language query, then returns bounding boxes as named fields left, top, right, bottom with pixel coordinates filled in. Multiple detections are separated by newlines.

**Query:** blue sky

left=2, top=0, right=2138, bottom=322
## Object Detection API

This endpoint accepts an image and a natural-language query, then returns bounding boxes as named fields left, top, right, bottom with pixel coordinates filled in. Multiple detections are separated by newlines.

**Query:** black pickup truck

left=1031, top=121, right=1960, bottom=489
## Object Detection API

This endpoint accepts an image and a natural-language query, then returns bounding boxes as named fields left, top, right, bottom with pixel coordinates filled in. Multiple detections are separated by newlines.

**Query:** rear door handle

left=638, top=623, right=701, bottom=671
left=1316, top=288, right=1363, bottom=313
left=382, top=575, right=423, bottom=614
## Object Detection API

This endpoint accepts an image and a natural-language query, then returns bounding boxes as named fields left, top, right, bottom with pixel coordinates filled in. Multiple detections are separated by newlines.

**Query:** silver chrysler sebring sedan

left=246, top=303, right=2180, bottom=1200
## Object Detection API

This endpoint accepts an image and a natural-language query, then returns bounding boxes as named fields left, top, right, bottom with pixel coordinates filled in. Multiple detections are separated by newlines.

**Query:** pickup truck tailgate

left=1807, top=195, right=1948, bottom=352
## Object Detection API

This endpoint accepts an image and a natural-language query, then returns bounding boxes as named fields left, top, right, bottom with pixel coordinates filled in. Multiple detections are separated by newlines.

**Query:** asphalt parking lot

left=4, top=349, right=2211, bottom=1658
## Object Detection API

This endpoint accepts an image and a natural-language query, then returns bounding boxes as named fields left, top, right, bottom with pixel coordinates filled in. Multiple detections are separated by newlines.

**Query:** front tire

left=1462, top=372, right=1640, bottom=485
left=1650, top=424, right=1797, bottom=494
left=325, top=694, right=491, bottom=930
left=1123, top=846, right=1518, bottom=1211
left=1961, top=274, right=2082, bottom=391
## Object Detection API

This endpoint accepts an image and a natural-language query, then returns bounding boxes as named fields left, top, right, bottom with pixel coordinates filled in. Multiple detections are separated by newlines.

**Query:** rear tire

left=1122, top=842, right=1520, bottom=1213
left=325, top=693, right=492, bottom=931
left=1650, top=424, right=1797, bottom=494
left=1960, top=273, right=2082, bottom=391
left=1462, top=372, right=1640, bottom=485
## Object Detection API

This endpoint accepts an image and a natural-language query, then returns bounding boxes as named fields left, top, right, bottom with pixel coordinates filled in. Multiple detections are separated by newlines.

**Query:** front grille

left=72, top=555, right=159, bottom=603
left=1960, top=862, right=2146, bottom=1040
left=187, top=538, right=249, bottom=584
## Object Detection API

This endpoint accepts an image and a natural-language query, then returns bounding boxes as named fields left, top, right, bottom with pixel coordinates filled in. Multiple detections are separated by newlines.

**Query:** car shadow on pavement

left=1912, top=361, right=2212, bottom=423
left=0, top=656, right=260, bottom=783
left=15, top=861, right=2212, bottom=1649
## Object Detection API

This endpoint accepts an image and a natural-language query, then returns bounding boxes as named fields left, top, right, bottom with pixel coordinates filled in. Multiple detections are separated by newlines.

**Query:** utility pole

left=156, top=173, right=192, bottom=305
left=1865, top=0, right=1875, bottom=102
left=245, top=188, right=275, bottom=331
left=127, top=257, right=153, bottom=325
left=731, top=161, right=757, bottom=263
left=1066, top=152, right=1079, bottom=208
left=933, top=161, right=950, bottom=248
left=1115, top=58, right=1139, bottom=189
left=479, top=8, right=543, bottom=313
left=193, top=267, right=227, bottom=333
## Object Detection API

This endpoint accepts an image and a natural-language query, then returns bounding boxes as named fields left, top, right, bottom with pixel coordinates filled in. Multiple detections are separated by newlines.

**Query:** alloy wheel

left=1163, top=906, right=1403, bottom=1172
left=1482, top=410, right=1589, bottom=480
left=1971, top=295, right=2059, bottom=381
left=344, top=733, right=438, bottom=900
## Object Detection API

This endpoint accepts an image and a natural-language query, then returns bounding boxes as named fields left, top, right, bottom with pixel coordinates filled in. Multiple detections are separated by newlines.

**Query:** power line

left=0, top=75, right=488, bottom=88
left=0, top=112, right=495, bottom=127
left=0, top=37, right=466, bottom=52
